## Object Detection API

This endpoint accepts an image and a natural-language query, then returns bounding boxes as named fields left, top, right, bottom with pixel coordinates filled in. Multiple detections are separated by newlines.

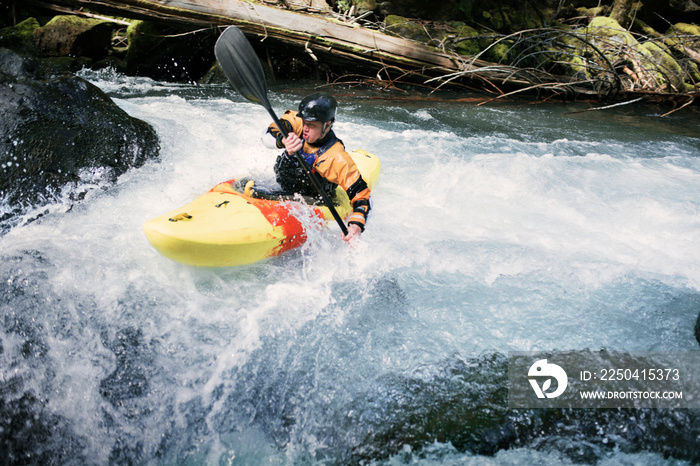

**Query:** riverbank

left=3, top=0, right=700, bottom=105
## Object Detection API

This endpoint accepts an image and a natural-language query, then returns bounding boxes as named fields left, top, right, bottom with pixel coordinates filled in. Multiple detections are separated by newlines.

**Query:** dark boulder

left=0, top=47, right=159, bottom=231
left=125, top=20, right=217, bottom=82
left=0, top=17, right=40, bottom=55
left=33, top=15, right=115, bottom=59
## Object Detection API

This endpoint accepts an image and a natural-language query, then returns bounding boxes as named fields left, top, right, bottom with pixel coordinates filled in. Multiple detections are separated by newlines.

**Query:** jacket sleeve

left=314, top=146, right=372, bottom=231
left=266, top=110, right=302, bottom=148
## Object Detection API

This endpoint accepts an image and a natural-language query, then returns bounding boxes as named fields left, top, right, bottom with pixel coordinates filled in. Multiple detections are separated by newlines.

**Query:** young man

left=262, top=92, right=371, bottom=242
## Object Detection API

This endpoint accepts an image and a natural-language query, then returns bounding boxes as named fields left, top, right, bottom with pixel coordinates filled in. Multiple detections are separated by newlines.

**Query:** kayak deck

left=143, top=150, right=380, bottom=267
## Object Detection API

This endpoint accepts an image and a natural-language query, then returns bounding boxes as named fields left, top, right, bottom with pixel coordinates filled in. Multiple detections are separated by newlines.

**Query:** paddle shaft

left=268, top=112, right=349, bottom=236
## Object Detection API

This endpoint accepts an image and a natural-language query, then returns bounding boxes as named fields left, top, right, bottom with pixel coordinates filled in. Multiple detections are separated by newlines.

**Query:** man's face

left=302, top=119, right=328, bottom=143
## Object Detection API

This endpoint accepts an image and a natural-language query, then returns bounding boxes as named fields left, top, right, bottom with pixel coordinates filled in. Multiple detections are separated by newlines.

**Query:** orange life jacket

left=268, top=110, right=372, bottom=230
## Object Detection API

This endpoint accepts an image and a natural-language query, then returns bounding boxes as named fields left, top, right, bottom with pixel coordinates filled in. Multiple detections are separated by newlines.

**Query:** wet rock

left=355, top=0, right=378, bottom=14
left=347, top=353, right=700, bottom=464
left=125, top=20, right=217, bottom=82
left=582, top=17, right=689, bottom=92
left=0, top=47, right=159, bottom=231
left=0, top=17, right=40, bottom=55
left=198, top=62, right=228, bottom=85
left=33, top=15, right=115, bottom=59
left=385, top=14, right=431, bottom=42
left=695, top=311, right=700, bottom=346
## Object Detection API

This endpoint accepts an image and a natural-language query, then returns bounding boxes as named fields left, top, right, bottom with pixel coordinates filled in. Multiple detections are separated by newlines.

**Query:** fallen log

left=25, top=0, right=589, bottom=94
left=20, top=0, right=700, bottom=105
left=26, top=0, right=474, bottom=73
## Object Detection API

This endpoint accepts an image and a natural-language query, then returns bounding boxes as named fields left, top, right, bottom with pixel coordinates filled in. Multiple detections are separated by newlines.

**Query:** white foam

left=2, top=73, right=699, bottom=463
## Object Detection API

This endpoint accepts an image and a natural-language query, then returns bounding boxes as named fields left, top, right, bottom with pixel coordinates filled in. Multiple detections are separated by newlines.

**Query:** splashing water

left=1, top=68, right=699, bottom=464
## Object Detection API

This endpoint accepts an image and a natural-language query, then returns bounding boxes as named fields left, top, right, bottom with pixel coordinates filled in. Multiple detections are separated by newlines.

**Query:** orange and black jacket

left=268, top=110, right=371, bottom=231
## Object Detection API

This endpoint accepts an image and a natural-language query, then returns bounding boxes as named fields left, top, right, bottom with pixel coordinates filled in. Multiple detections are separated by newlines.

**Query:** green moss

left=475, top=4, right=542, bottom=33
left=480, top=39, right=510, bottom=63
left=453, top=24, right=480, bottom=56
left=43, top=14, right=111, bottom=29
left=126, top=20, right=161, bottom=55
left=633, top=18, right=658, bottom=38
left=513, top=7, right=540, bottom=31
left=0, top=16, right=40, bottom=36
left=549, top=31, right=589, bottom=77
left=0, top=17, right=40, bottom=50
left=579, top=17, right=691, bottom=92
left=587, top=17, right=637, bottom=46
left=668, top=22, right=700, bottom=36
left=552, top=50, right=587, bottom=78
left=126, top=19, right=144, bottom=41
left=567, top=55, right=587, bottom=76
left=385, top=15, right=430, bottom=42
left=640, top=40, right=683, bottom=89
left=354, top=0, right=377, bottom=12
left=488, top=10, right=508, bottom=31
left=576, top=6, right=607, bottom=17
left=641, top=41, right=681, bottom=74
left=687, top=61, right=700, bottom=85
left=665, top=22, right=700, bottom=53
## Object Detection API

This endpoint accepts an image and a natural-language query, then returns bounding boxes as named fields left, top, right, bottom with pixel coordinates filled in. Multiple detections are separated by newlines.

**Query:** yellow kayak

left=143, top=150, right=380, bottom=267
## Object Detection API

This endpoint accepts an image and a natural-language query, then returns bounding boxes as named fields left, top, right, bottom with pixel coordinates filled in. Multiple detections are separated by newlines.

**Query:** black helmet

left=298, top=93, right=337, bottom=122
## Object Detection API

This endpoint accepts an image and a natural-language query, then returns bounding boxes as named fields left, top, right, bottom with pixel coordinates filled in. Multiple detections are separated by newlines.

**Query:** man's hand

left=342, top=224, right=362, bottom=243
left=282, top=133, right=303, bottom=154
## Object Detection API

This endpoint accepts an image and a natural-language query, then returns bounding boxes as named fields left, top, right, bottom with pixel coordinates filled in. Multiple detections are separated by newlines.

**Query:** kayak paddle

left=214, top=25, right=349, bottom=236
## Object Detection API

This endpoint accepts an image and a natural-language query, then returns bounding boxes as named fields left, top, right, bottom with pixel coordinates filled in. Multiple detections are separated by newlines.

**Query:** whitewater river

left=1, top=69, right=699, bottom=465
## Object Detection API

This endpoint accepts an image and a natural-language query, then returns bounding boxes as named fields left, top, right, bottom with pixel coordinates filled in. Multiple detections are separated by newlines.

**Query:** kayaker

left=262, top=92, right=371, bottom=242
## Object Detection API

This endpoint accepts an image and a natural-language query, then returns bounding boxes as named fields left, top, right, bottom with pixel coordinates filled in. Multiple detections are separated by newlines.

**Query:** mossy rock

left=640, top=40, right=683, bottom=90
left=548, top=31, right=588, bottom=77
left=687, top=61, right=700, bottom=86
left=125, top=20, right=217, bottom=82
left=580, top=17, right=692, bottom=92
left=385, top=15, right=430, bottom=42
left=668, top=22, right=700, bottom=37
left=665, top=22, right=700, bottom=52
left=33, top=15, right=115, bottom=58
left=473, top=30, right=512, bottom=63
left=355, top=0, right=377, bottom=13
left=586, top=16, right=638, bottom=46
left=511, top=5, right=542, bottom=31
left=479, top=38, right=511, bottom=63
left=576, top=6, right=608, bottom=17
left=452, top=23, right=481, bottom=56
left=553, top=51, right=588, bottom=79
left=199, top=62, right=227, bottom=85
left=0, top=17, right=40, bottom=54
left=633, top=18, right=658, bottom=37
left=0, top=48, right=159, bottom=224
left=481, top=9, right=508, bottom=31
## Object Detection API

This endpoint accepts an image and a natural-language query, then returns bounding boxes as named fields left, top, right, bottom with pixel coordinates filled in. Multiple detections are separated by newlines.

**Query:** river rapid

left=1, top=69, right=699, bottom=465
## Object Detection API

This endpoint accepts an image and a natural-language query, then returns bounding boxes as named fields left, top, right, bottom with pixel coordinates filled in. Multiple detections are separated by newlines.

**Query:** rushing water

left=1, top=68, right=699, bottom=465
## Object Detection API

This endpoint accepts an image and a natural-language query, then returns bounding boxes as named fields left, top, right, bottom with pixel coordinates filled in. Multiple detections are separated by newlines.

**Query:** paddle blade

left=214, top=26, right=269, bottom=106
